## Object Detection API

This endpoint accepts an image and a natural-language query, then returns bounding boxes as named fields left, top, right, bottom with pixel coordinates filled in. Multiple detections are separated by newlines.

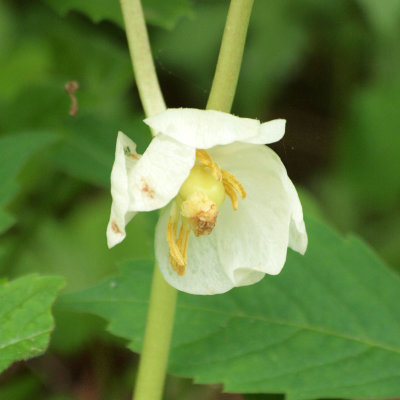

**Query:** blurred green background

left=0, top=0, right=399, bottom=399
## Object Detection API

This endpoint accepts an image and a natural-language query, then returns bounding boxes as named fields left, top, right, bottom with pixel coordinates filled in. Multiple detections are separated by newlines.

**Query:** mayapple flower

left=107, top=108, right=307, bottom=295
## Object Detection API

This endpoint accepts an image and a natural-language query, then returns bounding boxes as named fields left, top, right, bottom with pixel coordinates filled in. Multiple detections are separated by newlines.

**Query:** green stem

left=119, top=0, right=254, bottom=399
left=133, top=268, right=178, bottom=400
left=120, top=0, right=166, bottom=117
left=207, top=0, right=254, bottom=113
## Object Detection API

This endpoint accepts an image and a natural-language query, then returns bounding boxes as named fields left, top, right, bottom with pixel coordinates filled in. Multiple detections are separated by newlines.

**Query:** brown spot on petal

left=124, top=146, right=140, bottom=160
left=140, top=178, right=155, bottom=199
left=111, top=221, right=122, bottom=234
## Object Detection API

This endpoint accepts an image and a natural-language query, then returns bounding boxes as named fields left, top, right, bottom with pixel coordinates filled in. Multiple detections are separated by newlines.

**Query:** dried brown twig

left=65, top=80, right=79, bottom=116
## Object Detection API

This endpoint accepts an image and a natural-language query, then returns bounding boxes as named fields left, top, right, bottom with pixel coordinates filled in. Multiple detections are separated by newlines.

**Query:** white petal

left=107, top=132, right=139, bottom=248
left=155, top=205, right=236, bottom=295
left=128, top=135, right=196, bottom=211
left=107, top=208, right=136, bottom=248
left=210, top=143, right=308, bottom=282
left=245, top=119, right=286, bottom=144
left=281, top=177, right=308, bottom=254
left=144, top=108, right=285, bottom=149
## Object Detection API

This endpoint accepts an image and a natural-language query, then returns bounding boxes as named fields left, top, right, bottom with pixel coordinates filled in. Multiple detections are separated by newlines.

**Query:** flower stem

left=133, top=267, right=177, bottom=400
left=207, top=0, right=254, bottom=113
left=120, top=0, right=166, bottom=117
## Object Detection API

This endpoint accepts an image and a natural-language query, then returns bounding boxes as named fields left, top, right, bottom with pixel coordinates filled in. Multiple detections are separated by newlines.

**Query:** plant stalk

left=207, top=0, right=254, bottom=113
left=120, top=0, right=166, bottom=117
left=133, top=267, right=177, bottom=400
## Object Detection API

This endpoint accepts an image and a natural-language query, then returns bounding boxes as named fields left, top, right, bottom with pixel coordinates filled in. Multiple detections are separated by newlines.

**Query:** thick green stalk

left=120, top=0, right=165, bottom=117
left=207, top=0, right=254, bottom=113
left=133, top=268, right=177, bottom=400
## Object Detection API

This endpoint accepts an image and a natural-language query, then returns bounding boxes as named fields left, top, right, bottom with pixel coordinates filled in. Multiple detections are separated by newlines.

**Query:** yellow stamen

left=166, top=202, right=191, bottom=275
left=195, top=149, right=246, bottom=210
left=167, top=217, right=185, bottom=271
left=196, top=149, right=222, bottom=181
left=223, top=182, right=239, bottom=210
left=167, top=149, right=247, bottom=276
left=177, top=223, right=190, bottom=263
left=222, top=169, right=246, bottom=211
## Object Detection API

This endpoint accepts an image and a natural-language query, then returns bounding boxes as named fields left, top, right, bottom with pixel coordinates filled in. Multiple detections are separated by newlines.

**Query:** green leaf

left=335, top=76, right=400, bottom=211
left=0, top=374, right=42, bottom=400
left=61, top=218, right=400, bottom=399
left=43, top=0, right=124, bottom=28
left=0, top=209, right=15, bottom=235
left=0, top=132, right=57, bottom=194
left=0, top=132, right=58, bottom=233
left=0, top=275, right=65, bottom=373
left=43, top=0, right=193, bottom=30
left=50, top=115, right=150, bottom=188
left=11, top=196, right=156, bottom=293
left=0, top=4, right=134, bottom=133
left=153, top=1, right=307, bottom=116
left=50, top=116, right=118, bottom=188
left=142, top=0, right=194, bottom=30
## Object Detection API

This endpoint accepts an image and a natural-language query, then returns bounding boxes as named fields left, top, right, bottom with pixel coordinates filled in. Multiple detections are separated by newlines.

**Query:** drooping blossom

left=107, top=108, right=307, bottom=294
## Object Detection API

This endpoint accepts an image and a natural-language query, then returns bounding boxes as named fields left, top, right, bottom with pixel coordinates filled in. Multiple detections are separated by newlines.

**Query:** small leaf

left=0, top=275, right=65, bottom=373
left=43, top=0, right=193, bottom=30
left=62, top=218, right=400, bottom=399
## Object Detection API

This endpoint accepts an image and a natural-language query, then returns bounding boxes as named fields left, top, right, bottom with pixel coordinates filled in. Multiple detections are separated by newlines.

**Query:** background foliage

left=0, top=0, right=399, bottom=399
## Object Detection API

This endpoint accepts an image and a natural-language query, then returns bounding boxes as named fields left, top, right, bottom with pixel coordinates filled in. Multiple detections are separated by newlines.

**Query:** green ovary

left=178, top=164, right=225, bottom=208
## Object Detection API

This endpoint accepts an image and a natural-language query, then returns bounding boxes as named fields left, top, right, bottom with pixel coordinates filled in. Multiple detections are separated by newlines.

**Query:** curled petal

left=245, top=119, right=286, bottom=144
left=281, top=176, right=308, bottom=254
left=107, top=132, right=138, bottom=248
left=128, top=135, right=196, bottom=211
left=144, top=108, right=285, bottom=149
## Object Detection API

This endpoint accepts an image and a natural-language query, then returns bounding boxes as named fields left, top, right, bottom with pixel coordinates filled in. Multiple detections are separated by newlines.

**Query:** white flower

left=107, top=108, right=307, bottom=295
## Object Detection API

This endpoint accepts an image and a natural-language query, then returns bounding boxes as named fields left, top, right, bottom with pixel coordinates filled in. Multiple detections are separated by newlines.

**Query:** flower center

left=167, top=150, right=246, bottom=276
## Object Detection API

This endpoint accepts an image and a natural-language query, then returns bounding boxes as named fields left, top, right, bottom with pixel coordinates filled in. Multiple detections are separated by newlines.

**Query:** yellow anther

left=196, top=149, right=222, bottom=181
left=177, top=223, right=190, bottom=263
left=167, top=217, right=185, bottom=272
left=222, top=169, right=246, bottom=199
left=167, top=202, right=192, bottom=276
left=223, top=182, right=239, bottom=210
